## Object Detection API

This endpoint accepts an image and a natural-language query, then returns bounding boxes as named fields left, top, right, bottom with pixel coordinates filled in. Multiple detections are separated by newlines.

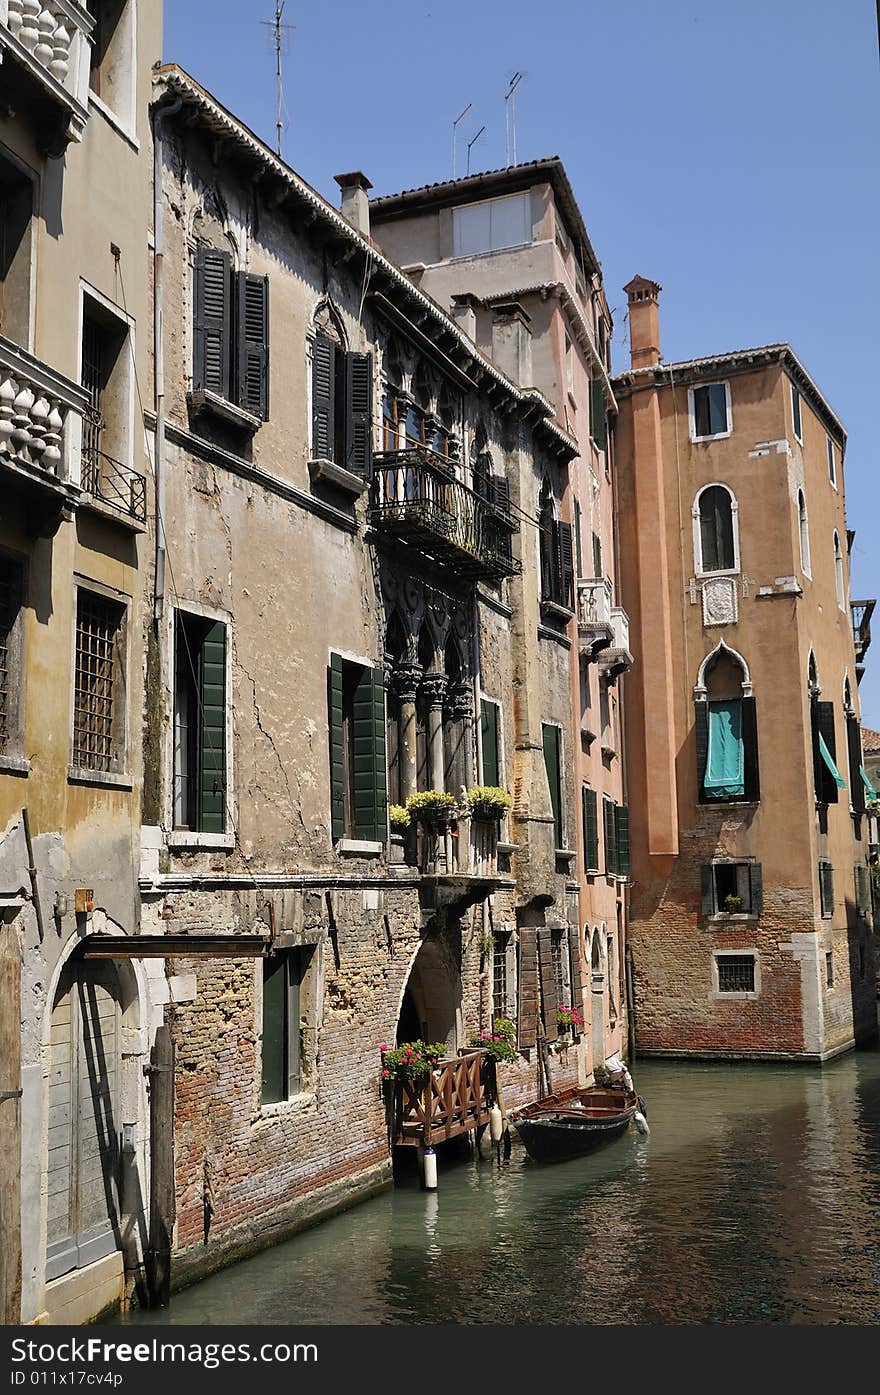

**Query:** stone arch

left=395, top=932, right=462, bottom=1053
left=808, top=648, right=819, bottom=695
left=309, top=295, right=348, bottom=350
left=694, top=639, right=753, bottom=700
left=692, top=481, right=740, bottom=575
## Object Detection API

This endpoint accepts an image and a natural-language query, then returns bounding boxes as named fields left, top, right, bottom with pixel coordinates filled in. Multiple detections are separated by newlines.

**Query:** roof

left=370, top=158, right=603, bottom=281
left=150, top=67, right=578, bottom=461
left=612, top=342, right=846, bottom=446
left=861, top=727, right=880, bottom=753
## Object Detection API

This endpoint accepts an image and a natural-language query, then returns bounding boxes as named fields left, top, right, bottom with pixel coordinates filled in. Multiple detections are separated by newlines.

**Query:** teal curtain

left=705, top=700, right=744, bottom=797
left=818, top=734, right=846, bottom=790
left=861, top=764, right=877, bottom=797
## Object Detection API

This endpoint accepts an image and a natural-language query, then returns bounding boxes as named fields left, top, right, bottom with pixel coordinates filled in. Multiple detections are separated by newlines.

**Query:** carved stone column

left=394, top=666, right=422, bottom=801
left=448, top=683, right=474, bottom=791
left=422, top=674, right=448, bottom=792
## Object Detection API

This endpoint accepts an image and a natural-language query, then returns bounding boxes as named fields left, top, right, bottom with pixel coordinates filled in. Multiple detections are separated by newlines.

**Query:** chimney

left=490, top=301, right=532, bottom=387
left=333, top=171, right=372, bottom=237
left=450, top=292, right=480, bottom=342
left=623, top=275, right=662, bottom=369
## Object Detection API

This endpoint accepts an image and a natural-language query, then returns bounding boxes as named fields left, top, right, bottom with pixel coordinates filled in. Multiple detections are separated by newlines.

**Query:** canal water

left=119, top=1050, right=880, bottom=1325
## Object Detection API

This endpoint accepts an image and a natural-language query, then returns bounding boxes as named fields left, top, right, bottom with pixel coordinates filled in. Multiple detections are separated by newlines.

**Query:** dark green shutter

left=542, top=724, right=562, bottom=850
left=236, top=272, right=269, bottom=419
left=573, top=499, right=583, bottom=576
left=567, top=923, right=583, bottom=1035
left=344, top=352, right=373, bottom=479
left=193, top=246, right=231, bottom=399
left=481, top=699, right=499, bottom=787
left=517, top=926, right=538, bottom=1049
left=582, top=785, right=599, bottom=872
left=700, top=865, right=714, bottom=916
left=847, top=715, right=865, bottom=814
left=590, top=378, right=607, bottom=451
left=695, top=702, right=709, bottom=803
left=352, top=665, right=387, bottom=841
left=328, top=654, right=344, bottom=841
left=615, top=805, right=630, bottom=877
left=556, top=522, right=574, bottom=609
left=537, top=927, right=558, bottom=1042
left=819, top=862, right=834, bottom=917
left=261, top=955, right=287, bottom=1105
left=197, top=621, right=226, bottom=833
left=603, top=797, right=617, bottom=876
left=818, top=701, right=839, bottom=804
left=312, top=336, right=337, bottom=460
left=810, top=693, right=823, bottom=801
left=749, top=863, right=763, bottom=915
left=592, top=531, right=602, bottom=578
left=742, top=696, right=760, bottom=802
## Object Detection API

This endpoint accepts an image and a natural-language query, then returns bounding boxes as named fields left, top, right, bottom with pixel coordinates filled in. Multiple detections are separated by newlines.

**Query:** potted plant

left=389, top=804, right=411, bottom=834
left=468, top=1016, right=518, bottom=1063
left=723, top=893, right=743, bottom=913
left=556, top=1004, right=584, bottom=1035
left=380, top=1040, right=447, bottom=1083
left=406, top=790, right=458, bottom=823
left=466, top=785, right=512, bottom=822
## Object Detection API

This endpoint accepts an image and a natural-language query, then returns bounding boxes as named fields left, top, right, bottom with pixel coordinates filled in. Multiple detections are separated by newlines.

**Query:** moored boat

left=511, top=1084, right=639, bottom=1164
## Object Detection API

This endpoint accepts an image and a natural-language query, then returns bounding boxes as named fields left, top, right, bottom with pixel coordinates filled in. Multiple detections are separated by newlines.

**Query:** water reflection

left=119, top=1049, right=880, bottom=1325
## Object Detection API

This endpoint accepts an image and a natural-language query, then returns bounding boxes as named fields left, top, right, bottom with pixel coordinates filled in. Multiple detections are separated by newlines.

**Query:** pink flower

left=382, top=1069, right=391, bottom=1078
left=379, top=1044, right=388, bottom=1052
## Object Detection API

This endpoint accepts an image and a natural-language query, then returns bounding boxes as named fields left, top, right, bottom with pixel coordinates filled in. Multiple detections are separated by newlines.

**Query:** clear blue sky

left=165, top=0, right=880, bottom=723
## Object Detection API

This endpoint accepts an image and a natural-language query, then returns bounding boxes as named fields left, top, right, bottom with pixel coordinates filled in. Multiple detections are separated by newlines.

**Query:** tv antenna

left=504, top=71, right=523, bottom=165
left=466, top=125, right=486, bottom=176
left=451, top=102, right=472, bottom=180
left=260, top=3, right=295, bottom=158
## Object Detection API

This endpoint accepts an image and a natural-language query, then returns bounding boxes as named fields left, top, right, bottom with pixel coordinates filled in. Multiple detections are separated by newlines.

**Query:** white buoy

left=634, top=1110, right=650, bottom=1135
left=489, top=1103, right=504, bottom=1142
left=423, top=1146, right=438, bottom=1190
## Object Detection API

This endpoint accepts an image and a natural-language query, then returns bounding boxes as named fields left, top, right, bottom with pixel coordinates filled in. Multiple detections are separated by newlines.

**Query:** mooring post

left=147, top=1025, right=175, bottom=1307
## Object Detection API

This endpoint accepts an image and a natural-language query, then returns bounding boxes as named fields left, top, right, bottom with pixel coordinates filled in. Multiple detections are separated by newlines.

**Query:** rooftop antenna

left=504, top=71, right=523, bottom=166
left=466, top=125, right=486, bottom=176
left=452, top=102, right=472, bottom=180
left=260, top=2, right=295, bottom=158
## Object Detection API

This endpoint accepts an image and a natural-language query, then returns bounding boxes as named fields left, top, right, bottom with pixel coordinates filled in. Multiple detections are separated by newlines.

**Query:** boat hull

left=511, top=1086, right=638, bottom=1164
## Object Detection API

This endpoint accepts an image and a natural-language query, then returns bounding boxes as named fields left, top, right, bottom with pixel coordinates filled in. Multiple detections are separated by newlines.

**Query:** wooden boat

left=511, top=1084, right=639, bottom=1164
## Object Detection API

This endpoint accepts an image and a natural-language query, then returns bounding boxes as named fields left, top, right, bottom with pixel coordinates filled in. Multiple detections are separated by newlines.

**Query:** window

left=72, top=588, right=126, bottom=775
left=492, top=931, right=511, bottom=1020
left=193, top=246, right=270, bottom=421
left=81, top=297, right=131, bottom=499
left=811, top=696, right=843, bottom=806
left=565, top=336, right=574, bottom=398
left=603, top=796, right=617, bottom=876
left=582, top=785, right=599, bottom=873
left=592, top=531, right=603, bottom=579
left=451, top=192, right=531, bottom=258
left=716, top=954, right=756, bottom=994
left=827, top=436, right=837, bottom=487
left=0, top=557, right=24, bottom=760
left=615, top=805, right=630, bottom=877
left=833, top=531, right=845, bottom=611
left=589, top=378, right=607, bottom=451
left=542, top=723, right=563, bottom=850
left=85, top=1, right=136, bottom=129
left=695, top=484, right=737, bottom=573
left=825, top=952, right=834, bottom=989
left=573, top=499, right=583, bottom=576
left=798, top=490, right=811, bottom=577
left=0, top=148, right=34, bottom=347
left=696, top=649, right=759, bottom=803
left=690, top=382, right=731, bottom=441
left=538, top=482, right=574, bottom=612
left=480, top=698, right=501, bottom=786
left=174, top=611, right=227, bottom=833
left=261, top=947, right=314, bottom=1105
left=551, top=928, right=570, bottom=1011
left=855, top=864, right=871, bottom=919
left=311, top=336, right=372, bottom=475
left=701, top=861, right=762, bottom=916
left=328, top=654, right=387, bottom=842
left=846, top=711, right=866, bottom=816
left=819, top=861, right=834, bottom=917
left=791, top=383, right=803, bottom=443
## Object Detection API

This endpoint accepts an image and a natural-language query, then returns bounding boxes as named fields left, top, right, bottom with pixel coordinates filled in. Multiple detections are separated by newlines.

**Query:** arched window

left=695, top=642, right=759, bottom=802
left=798, top=490, right=811, bottom=576
left=694, top=484, right=738, bottom=574
left=833, top=531, right=845, bottom=611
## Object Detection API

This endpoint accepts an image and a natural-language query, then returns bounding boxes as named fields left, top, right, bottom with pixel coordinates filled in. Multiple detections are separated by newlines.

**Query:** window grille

left=81, top=315, right=106, bottom=493
left=551, top=929, right=567, bottom=1007
left=73, top=591, right=121, bottom=771
left=717, top=955, right=755, bottom=994
left=493, top=933, right=509, bottom=1019
left=0, top=563, right=20, bottom=752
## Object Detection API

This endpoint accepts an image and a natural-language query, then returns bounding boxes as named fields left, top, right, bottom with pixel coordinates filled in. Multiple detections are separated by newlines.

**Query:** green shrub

left=388, top=804, right=411, bottom=833
left=406, top=790, right=458, bottom=821
left=467, top=785, right=512, bottom=820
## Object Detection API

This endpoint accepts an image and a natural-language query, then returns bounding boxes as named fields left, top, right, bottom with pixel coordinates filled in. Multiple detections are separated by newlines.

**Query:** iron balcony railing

left=852, top=600, right=875, bottom=665
left=82, top=445, right=147, bottom=524
left=370, top=449, right=520, bottom=581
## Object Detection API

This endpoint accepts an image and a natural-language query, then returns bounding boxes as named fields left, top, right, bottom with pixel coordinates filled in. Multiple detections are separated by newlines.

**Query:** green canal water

left=118, top=1050, right=880, bottom=1325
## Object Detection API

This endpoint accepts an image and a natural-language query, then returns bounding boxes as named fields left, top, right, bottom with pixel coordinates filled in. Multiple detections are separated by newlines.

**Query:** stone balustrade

left=2, top=0, right=92, bottom=121
left=0, top=337, right=85, bottom=483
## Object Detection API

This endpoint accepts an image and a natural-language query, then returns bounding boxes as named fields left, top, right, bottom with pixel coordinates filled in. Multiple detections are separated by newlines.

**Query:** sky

left=164, top=0, right=880, bottom=722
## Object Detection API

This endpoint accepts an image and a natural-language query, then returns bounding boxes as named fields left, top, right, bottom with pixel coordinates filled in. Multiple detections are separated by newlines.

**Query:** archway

left=589, top=929, right=606, bottom=1072
left=396, top=932, right=462, bottom=1053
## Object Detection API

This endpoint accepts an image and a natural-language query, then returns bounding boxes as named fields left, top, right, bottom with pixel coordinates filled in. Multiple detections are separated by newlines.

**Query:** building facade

left=614, top=276, right=877, bottom=1060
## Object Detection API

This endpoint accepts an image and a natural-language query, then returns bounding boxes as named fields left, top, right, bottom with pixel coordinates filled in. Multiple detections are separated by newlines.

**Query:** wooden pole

left=147, top=1025, right=175, bottom=1308
left=0, top=920, right=22, bottom=1324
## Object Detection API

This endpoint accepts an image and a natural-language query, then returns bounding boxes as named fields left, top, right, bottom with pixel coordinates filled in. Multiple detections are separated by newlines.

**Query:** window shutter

left=603, top=798, right=617, bottom=876
left=573, top=499, right=583, bottom=576
left=236, top=272, right=269, bottom=419
left=193, top=246, right=231, bottom=399
left=819, top=861, right=834, bottom=917
left=491, top=476, right=510, bottom=513
left=582, top=785, right=599, bottom=872
left=480, top=699, right=499, bottom=787
left=542, top=724, right=562, bottom=850
left=847, top=715, right=865, bottom=814
left=810, top=693, right=823, bottom=801
left=749, top=863, right=763, bottom=916
left=567, top=924, right=583, bottom=1036
left=590, top=378, right=607, bottom=451
left=328, top=654, right=344, bottom=841
left=818, top=701, right=839, bottom=804
left=197, top=621, right=226, bottom=834
left=695, top=702, right=709, bottom=804
left=352, top=665, right=387, bottom=842
left=537, top=927, right=558, bottom=1042
left=261, top=956, right=287, bottom=1105
left=312, top=336, right=337, bottom=461
left=592, top=531, right=602, bottom=578
left=855, top=864, right=870, bottom=917
left=344, top=351, right=373, bottom=478
left=701, top=865, right=714, bottom=916
left=556, top=521, right=574, bottom=609
left=741, top=696, right=760, bottom=802
left=517, top=926, right=538, bottom=1049
left=615, top=805, right=630, bottom=877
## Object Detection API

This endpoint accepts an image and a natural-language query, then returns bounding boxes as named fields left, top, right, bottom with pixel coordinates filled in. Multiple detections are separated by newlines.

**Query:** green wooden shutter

left=695, top=702, right=709, bottom=803
left=193, top=246, right=231, bottom=399
left=847, top=715, right=865, bottom=814
left=328, top=654, right=344, bottom=841
left=236, top=272, right=269, bottom=419
left=742, top=696, right=760, bottom=802
left=352, top=665, right=387, bottom=841
left=573, top=498, right=583, bottom=576
left=344, top=352, right=373, bottom=478
left=312, top=336, right=337, bottom=460
left=261, top=955, right=287, bottom=1105
left=567, top=924, right=583, bottom=1037
left=603, top=797, right=617, bottom=875
left=749, top=863, right=763, bottom=915
left=592, top=531, right=602, bottom=578
left=810, top=693, right=823, bottom=800
left=197, top=621, right=226, bottom=833
left=590, top=378, right=607, bottom=451
left=582, top=785, right=599, bottom=872
left=542, top=724, right=562, bottom=849
left=537, top=927, right=558, bottom=1042
left=819, top=861, right=834, bottom=917
left=701, top=865, right=714, bottom=916
left=517, top=926, right=538, bottom=1049
left=556, top=522, right=574, bottom=609
left=615, top=804, right=630, bottom=877
left=818, top=702, right=840, bottom=805
left=481, top=699, right=499, bottom=787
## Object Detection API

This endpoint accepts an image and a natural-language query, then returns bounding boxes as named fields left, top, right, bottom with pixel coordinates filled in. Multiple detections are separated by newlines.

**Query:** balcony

left=0, top=1, right=93, bottom=152
left=370, top=449, right=520, bottom=582
left=852, top=599, right=875, bottom=681
left=415, top=812, right=504, bottom=914
left=597, top=606, right=633, bottom=681
left=577, top=576, right=614, bottom=658
left=389, top=1049, right=495, bottom=1148
left=82, top=444, right=147, bottom=526
left=0, top=335, right=84, bottom=532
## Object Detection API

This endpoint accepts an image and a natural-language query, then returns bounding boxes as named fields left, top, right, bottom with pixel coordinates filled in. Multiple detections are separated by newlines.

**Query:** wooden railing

left=392, top=1049, right=495, bottom=1147
left=416, top=815, right=498, bottom=877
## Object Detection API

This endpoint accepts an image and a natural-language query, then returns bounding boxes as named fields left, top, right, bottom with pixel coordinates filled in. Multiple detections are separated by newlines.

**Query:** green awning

left=861, top=764, right=877, bottom=798
left=819, top=733, right=846, bottom=790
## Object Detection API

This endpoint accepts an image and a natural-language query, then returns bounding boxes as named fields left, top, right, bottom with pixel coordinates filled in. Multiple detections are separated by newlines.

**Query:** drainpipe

left=151, top=96, right=183, bottom=627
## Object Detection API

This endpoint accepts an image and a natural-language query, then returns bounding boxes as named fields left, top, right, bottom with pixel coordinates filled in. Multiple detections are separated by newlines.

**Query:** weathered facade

left=1, top=0, right=163, bottom=1325
left=614, top=277, right=877, bottom=1060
